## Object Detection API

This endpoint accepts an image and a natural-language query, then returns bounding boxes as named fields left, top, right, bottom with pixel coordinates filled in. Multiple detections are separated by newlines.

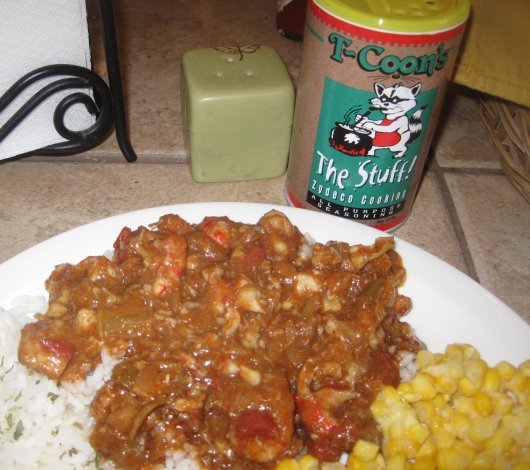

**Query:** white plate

left=1, top=202, right=529, bottom=365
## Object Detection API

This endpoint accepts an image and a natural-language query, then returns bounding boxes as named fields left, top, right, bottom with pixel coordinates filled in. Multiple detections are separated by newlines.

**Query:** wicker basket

left=476, top=97, right=530, bottom=203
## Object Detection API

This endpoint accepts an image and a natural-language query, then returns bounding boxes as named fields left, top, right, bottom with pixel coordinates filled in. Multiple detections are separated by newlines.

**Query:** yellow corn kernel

left=385, top=454, right=406, bottom=470
left=453, top=442, right=476, bottom=463
left=402, top=392, right=422, bottom=403
left=445, top=344, right=465, bottom=358
left=397, top=382, right=413, bottom=395
left=459, top=376, right=480, bottom=397
left=520, top=359, right=530, bottom=378
left=447, top=360, right=465, bottom=381
left=496, top=361, right=516, bottom=380
left=352, top=440, right=380, bottom=462
left=381, top=385, right=401, bottom=402
left=453, top=396, right=474, bottom=415
left=523, top=379, right=530, bottom=402
left=436, top=447, right=472, bottom=470
left=434, top=373, right=458, bottom=395
left=389, top=424, right=407, bottom=441
left=438, top=404, right=453, bottom=420
left=467, top=416, right=497, bottom=444
left=299, top=454, right=320, bottom=470
left=413, top=401, right=435, bottom=423
left=416, top=350, right=435, bottom=368
left=506, top=441, right=526, bottom=462
left=275, top=459, right=300, bottom=470
left=347, top=454, right=385, bottom=470
left=431, top=429, right=455, bottom=449
left=370, top=458, right=386, bottom=470
left=483, top=368, right=501, bottom=393
left=431, top=394, right=448, bottom=411
left=415, top=438, right=436, bottom=458
left=405, top=422, right=429, bottom=444
left=484, top=428, right=510, bottom=454
left=465, top=358, right=487, bottom=381
left=413, top=455, right=437, bottom=470
left=449, top=411, right=472, bottom=439
left=492, top=392, right=514, bottom=415
left=470, top=451, right=497, bottom=469
left=423, top=363, right=446, bottom=378
left=513, top=463, right=530, bottom=470
left=384, top=439, right=416, bottom=459
left=473, top=391, right=493, bottom=416
left=411, top=373, right=437, bottom=400
left=383, top=439, right=400, bottom=457
left=369, top=399, right=387, bottom=419
left=427, top=414, right=445, bottom=431
left=465, top=346, right=481, bottom=360
left=501, top=413, right=523, bottom=437
left=507, top=371, right=526, bottom=394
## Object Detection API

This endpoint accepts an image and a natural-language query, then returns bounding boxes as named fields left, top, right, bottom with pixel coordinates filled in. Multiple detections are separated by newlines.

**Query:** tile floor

left=0, top=0, right=528, bottom=324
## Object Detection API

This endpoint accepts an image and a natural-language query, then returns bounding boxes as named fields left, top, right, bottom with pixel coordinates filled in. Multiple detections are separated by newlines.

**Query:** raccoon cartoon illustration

left=354, top=82, right=425, bottom=158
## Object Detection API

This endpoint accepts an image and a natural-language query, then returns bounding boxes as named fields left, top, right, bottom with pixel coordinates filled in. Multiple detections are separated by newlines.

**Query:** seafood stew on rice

left=17, top=210, right=422, bottom=468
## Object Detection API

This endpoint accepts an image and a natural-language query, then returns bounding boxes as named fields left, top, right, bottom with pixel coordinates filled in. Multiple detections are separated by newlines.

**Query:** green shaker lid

left=315, top=0, right=470, bottom=33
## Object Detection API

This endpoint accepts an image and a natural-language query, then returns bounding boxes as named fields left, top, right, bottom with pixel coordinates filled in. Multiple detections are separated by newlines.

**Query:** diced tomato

left=40, top=338, right=76, bottom=359
left=235, top=409, right=278, bottom=441
left=372, top=350, right=400, bottom=388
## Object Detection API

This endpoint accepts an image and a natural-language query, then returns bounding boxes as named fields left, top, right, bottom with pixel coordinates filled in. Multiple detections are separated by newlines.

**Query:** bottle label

left=306, top=77, right=438, bottom=221
left=286, top=0, right=467, bottom=229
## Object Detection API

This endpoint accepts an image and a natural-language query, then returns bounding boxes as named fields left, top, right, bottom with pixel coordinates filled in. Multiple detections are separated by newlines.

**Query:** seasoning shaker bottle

left=276, top=0, right=308, bottom=41
left=285, top=0, right=470, bottom=231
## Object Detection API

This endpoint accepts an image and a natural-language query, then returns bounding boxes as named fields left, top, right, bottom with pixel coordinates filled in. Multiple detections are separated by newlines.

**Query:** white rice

left=0, top=296, right=200, bottom=469
left=0, top=296, right=107, bottom=469
left=398, top=350, right=419, bottom=382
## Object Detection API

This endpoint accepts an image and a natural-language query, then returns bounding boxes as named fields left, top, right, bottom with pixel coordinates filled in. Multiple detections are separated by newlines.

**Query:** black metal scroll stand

left=0, top=0, right=137, bottom=162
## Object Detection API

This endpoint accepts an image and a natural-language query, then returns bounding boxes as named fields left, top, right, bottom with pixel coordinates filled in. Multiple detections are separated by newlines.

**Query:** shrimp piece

left=151, top=234, right=187, bottom=298
left=348, top=237, right=395, bottom=271
left=295, top=336, right=366, bottom=461
left=258, top=210, right=304, bottom=262
left=200, top=217, right=232, bottom=247
left=234, top=275, right=268, bottom=314
left=157, top=235, right=187, bottom=280
left=18, top=320, right=76, bottom=380
left=152, top=213, right=191, bottom=235
left=311, top=243, right=342, bottom=270
left=258, top=210, right=296, bottom=235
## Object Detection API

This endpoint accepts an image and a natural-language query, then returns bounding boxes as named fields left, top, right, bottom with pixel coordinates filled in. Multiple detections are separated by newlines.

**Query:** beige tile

left=445, top=172, right=530, bottom=322
left=433, top=86, right=502, bottom=170
left=80, top=0, right=303, bottom=162
left=394, top=172, right=467, bottom=273
left=0, top=161, right=288, bottom=263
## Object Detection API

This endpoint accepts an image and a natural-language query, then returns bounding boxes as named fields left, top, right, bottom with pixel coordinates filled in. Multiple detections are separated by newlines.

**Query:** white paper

left=0, top=0, right=94, bottom=160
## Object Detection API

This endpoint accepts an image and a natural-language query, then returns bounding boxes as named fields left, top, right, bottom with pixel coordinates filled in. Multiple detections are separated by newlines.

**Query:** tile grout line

left=431, top=159, right=480, bottom=282
left=439, top=166, right=505, bottom=176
